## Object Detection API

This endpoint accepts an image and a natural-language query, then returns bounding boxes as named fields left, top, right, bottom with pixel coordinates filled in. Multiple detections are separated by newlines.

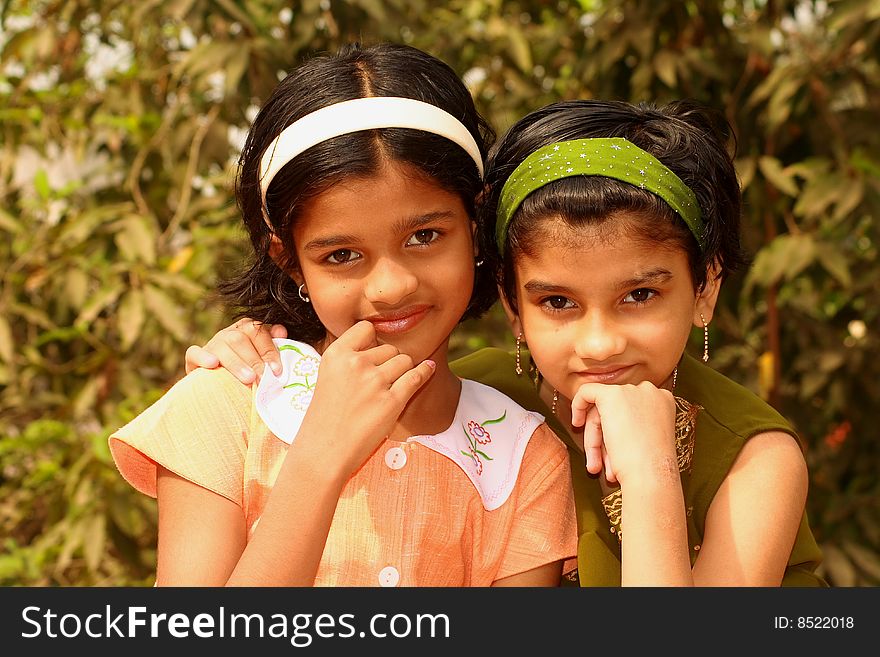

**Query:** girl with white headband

left=108, top=43, right=577, bottom=586
left=188, top=98, right=826, bottom=586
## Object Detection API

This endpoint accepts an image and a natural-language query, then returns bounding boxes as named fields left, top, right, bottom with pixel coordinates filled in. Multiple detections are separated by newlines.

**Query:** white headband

left=257, top=96, right=485, bottom=211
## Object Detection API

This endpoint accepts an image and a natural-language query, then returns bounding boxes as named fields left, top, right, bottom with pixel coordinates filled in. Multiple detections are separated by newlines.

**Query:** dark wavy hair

left=478, top=99, right=749, bottom=313
left=221, top=43, right=497, bottom=345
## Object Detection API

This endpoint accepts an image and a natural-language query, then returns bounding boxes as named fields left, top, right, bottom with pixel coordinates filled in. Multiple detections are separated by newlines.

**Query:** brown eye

left=541, top=296, right=574, bottom=311
left=624, top=288, right=656, bottom=304
left=327, top=249, right=358, bottom=264
left=407, top=229, right=440, bottom=246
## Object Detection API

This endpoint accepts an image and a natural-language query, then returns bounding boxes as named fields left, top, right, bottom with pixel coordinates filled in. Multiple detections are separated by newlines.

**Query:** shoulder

left=128, top=367, right=253, bottom=426
left=109, top=367, right=252, bottom=501
left=677, top=353, right=796, bottom=441
left=730, top=430, right=808, bottom=489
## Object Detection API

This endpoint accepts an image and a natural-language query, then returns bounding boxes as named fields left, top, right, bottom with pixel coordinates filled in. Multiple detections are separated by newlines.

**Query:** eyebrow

left=392, top=210, right=457, bottom=235
left=523, top=281, right=573, bottom=295
left=302, top=211, right=458, bottom=252
left=617, top=268, right=674, bottom=289
left=523, top=268, right=674, bottom=295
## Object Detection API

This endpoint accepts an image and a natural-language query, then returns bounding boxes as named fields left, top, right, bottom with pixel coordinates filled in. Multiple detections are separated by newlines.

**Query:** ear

left=498, top=285, right=523, bottom=336
left=471, top=220, right=480, bottom=259
left=268, top=234, right=304, bottom=286
left=693, top=260, right=722, bottom=326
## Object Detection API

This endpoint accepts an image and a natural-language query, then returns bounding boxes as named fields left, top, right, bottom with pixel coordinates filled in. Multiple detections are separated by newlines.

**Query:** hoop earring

left=298, top=283, right=310, bottom=303
left=515, top=333, right=524, bottom=375
left=700, top=313, right=709, bottom=363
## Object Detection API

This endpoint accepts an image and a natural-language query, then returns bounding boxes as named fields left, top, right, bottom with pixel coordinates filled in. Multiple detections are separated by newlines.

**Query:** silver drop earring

left=700, top=313, right=709, bottom=363
left=515, top=333, right=524, bottom=376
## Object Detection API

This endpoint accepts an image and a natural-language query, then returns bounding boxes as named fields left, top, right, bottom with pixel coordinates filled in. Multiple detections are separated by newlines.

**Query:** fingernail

left=240, top=368, right=255, bottom=382
left=270, top=361, right=282, bottom=375
left=424, top=360, right=436, bottom=370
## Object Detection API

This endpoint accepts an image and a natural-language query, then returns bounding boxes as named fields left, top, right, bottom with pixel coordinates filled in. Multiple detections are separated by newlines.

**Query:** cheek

left=521, top=313, right=569, bottom=372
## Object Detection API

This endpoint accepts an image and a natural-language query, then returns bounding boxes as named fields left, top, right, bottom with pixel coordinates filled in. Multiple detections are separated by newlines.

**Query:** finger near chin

left=344, top=320, right=378, bottom=349
left=376, top=353, right=416, bottom=383
left=364, top=343, right=400, bottom=365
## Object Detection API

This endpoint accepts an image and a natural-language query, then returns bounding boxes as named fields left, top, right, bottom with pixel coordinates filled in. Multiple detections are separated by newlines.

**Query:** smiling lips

left=574, top=365, right=634, bottom=384
left=365, top=305, right=431, bottom=334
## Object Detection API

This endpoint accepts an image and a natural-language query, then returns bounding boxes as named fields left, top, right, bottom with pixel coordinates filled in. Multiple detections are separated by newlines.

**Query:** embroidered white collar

left=254, top=339, right=543, bottom=511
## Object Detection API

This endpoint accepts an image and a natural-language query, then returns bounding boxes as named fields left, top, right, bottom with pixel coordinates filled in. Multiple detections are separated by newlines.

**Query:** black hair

left=221, top=42, right=497, bottom=344
left=479, top=99, right=749, bottom=313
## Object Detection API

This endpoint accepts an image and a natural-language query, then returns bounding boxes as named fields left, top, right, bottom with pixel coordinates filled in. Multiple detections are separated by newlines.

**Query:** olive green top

left=450, top=348, right=827, bottom=587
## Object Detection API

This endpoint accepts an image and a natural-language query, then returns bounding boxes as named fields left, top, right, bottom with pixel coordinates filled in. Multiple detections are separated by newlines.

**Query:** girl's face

left=291, top=160, right=477, bottom=364
left=509, top=215, right=719, bottom=398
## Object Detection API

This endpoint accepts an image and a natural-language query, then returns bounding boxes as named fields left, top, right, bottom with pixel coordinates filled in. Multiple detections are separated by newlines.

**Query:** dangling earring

left=700, top=313, right=709, bottom=363
left=298, top=283, right=310, bottom=303
left=515, top=333, right=524, bottom=375
left=551, top=389, right=559, bottom=416
left=672, top=367, right=678, bottom=390
left=475, top=256, right=484, bottom=267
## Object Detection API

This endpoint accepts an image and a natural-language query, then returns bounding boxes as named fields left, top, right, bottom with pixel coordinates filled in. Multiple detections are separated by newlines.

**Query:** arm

left=692, top=430, right=808, bottom=586
left=155, top=447, right=350, bottom=586
left=573, top=383, right=692, bottom=586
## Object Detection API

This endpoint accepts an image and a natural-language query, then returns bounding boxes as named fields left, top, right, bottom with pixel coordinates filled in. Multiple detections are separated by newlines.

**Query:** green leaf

left=34, top=169, right=50, bottom=199
left=63, top=268, right=90, bottom=311
left=75, top=283, right=124, bottom=327
left=831, top=176, right=864, bottom=223
left=654, top=50, right=677, bottom=87
left=815, top=243, right=852, bottom=288
left=746, top=234, right=816, bottom=289
left=508, top=27, right=532, bottom=74
left=758, top=156, right=799, bottom=196
left=793, top=174, right=844, bottom=219
left=118, top=289, right=146, bottom=351
left=0, top=208, right=22, bottom=233
left=225, top=44, right=252, bottom=95
left=735, top=156, right=756, bottom=191
left=73, top=377, right=101, bottom=419
left=83, top=515, right=107, bottom=573
left=114, top=215, right=157, bottom=264
left=143, top=285, right=188, bottom=340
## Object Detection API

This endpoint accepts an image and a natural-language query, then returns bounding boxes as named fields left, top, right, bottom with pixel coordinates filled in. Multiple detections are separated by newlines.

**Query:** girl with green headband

left=184, top=98, right=825, bottom=586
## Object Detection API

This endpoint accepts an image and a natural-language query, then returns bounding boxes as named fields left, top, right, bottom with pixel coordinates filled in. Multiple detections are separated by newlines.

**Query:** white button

left=384, top=446, right=406, bottom=470
left=378, top=566, right=400, bottom=587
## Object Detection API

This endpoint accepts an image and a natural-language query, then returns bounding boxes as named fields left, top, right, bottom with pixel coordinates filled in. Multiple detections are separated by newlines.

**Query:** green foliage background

left=1, top=0, right=878, bottom=586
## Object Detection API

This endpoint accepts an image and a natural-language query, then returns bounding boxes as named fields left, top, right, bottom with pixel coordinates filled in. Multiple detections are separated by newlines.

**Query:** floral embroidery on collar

left=460, top=411, right=505, bottom=475
left=279, top=343, right=320, bottom=411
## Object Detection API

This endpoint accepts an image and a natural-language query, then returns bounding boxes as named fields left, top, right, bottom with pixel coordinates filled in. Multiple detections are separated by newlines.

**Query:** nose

left=573, top=311, right=626, bottom=362
left=364, top=257, right=418, bottom=305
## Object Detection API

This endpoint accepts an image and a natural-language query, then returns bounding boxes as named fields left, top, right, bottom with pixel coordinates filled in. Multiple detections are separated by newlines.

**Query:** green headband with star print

left=495, top=137, right=705, bottom=254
